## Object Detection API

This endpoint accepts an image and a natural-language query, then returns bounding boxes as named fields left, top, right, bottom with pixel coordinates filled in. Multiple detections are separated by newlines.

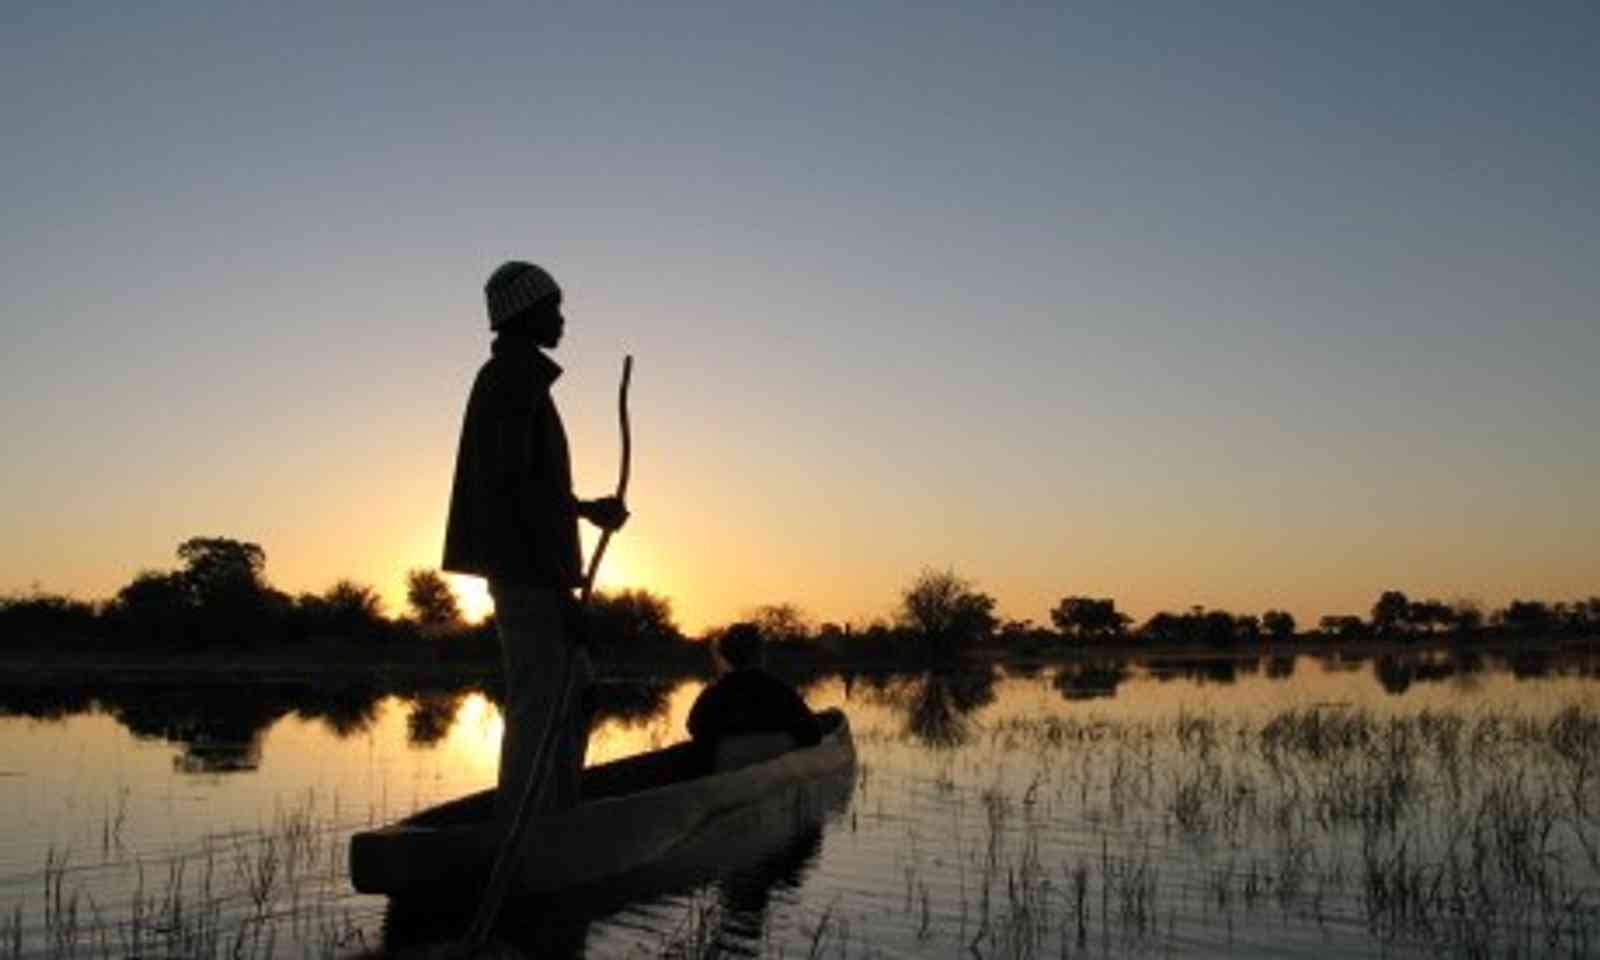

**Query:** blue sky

left=3, top=2, right=1596, bottom=630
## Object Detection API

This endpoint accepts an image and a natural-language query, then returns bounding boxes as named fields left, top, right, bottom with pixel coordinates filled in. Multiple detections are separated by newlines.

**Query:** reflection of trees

left=1413, top=658, right=1458, bottom=684
left=1317, top=653, right=1365, bottom=673
left=174, top=736, right=262, bottom=773
left=1051, top=660, right=1131, bottom=701
left=294, top=682, right=384, bottom=737
left=0, top=678, right=502, bottom=775
left=1265, top=656, right=1297, bottom=679
left=406, top=693, right=463, bottom=747
left=907, top=677, right=971, bottom=748
left=417, top=676, right=678, bottom=751
left=110, top=687, right=289, bottom=746
left=1506, top=650, right=1556, bottom=680
left=854, top=668, right=900, bottom=698
left=589, top=680, right=675, bottom=728
left=1375, top=655, right=1414, bottom=696
left=867, top=668, right=998, bottom=748
left=0, top=684, right=95, bottom=721
left=1004, top=660, right=1045, bottom=679
left=1148, top=659, right=1239, bottom=685
left=105, top=686, right=289, bottom=775
left=1375, top=654, right=1476, bottom=696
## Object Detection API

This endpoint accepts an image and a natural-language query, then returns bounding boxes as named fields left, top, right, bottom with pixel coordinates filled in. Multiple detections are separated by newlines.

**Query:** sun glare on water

left=450, top=691, right=505, bottom=772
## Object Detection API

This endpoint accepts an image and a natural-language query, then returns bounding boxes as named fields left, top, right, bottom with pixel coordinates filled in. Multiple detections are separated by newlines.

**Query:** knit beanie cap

left=485, top=261, right=560, bottom=330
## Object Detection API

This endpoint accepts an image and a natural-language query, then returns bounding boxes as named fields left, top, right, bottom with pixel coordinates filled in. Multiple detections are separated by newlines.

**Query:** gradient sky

left=3, top=2, right=1596, bottom=633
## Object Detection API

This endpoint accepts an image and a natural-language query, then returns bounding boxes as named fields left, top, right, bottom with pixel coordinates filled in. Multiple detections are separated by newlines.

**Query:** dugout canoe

left=379, top=760, right=854, bottom=952
left=349, top=707, right=854, bottom=900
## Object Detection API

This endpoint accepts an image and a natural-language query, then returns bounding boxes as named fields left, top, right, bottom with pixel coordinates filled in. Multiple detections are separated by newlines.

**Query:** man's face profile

left=529, top=295, right=564, bottom=349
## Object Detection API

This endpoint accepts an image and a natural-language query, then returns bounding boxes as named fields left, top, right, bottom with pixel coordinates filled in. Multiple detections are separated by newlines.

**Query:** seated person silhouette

left=687, top=623, right=822, bottom=773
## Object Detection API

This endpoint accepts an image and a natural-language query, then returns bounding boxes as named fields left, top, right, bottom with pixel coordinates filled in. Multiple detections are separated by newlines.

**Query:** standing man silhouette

left=442, top=261, right=628, bottom=828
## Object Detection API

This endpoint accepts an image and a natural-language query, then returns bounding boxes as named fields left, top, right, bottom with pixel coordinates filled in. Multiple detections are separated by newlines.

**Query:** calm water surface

left=2, top=650, right=1598, bottom=958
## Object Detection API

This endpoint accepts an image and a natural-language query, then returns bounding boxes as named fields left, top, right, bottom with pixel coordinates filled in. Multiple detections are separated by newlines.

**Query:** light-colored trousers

left=488, top=582, right=592, bottom=829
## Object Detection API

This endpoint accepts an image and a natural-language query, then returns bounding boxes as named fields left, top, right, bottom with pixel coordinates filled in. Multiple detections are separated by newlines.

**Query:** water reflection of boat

left=351, top=708, right=855, bottom=901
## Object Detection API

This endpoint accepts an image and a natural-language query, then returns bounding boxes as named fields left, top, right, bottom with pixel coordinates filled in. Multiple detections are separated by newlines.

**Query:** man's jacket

left=442, top=337, right=582, bottom=589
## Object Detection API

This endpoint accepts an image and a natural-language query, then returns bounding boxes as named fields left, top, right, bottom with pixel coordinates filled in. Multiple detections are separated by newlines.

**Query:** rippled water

left=2, top=649, right=1598, bottom=957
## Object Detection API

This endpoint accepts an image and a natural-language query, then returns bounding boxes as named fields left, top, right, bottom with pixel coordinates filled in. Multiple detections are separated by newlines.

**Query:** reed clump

left=838, top=700, right=1600, bottom=959
left=3, top=794, right=373, bottom=960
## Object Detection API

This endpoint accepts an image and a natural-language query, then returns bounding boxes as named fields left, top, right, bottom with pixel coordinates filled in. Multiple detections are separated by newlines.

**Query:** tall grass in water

left=2, top=796, right=372, bottom=960
left=11, top=703, right=1598, bottom=958
left=816, top=702, right=1600, bottom=959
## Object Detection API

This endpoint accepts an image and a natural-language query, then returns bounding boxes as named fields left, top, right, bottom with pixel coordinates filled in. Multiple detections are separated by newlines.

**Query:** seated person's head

left=716, top=622, right=765, bottom=671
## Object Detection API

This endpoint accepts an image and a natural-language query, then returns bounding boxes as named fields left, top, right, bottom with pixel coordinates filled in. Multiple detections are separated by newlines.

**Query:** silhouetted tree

left=1141, top=611, right=1185, bottom=645
left=1407, top=599, right=1451, bottom=634
left=405, top=568, right=462, bottom=631
left=1499, top=599, right=1554, bottom=636
left=1319, top=615, right=1368, bottom=640
left=1261, top=609, right=1296, bottom=641
left=1050, top=597, right=1130, bottom=641
left=895, top=569, right=996, bottom=659
left=747, top=603, right=813, bottom=646
left=1198, top=610, right=1239, bottom=648
left=319, top=580, right=387, bottom=640
left=171, top=536, right=276, bottom=644
left=1372, top=590, right=1411, bottom=636
left=1234, top=614, right=1262, bottom=644
left=1448, top=600, right=1484, bottom=636
left=177, top=537, right=267, bottom=608
left=112, top=571, right=194, bottom=645
left=1138, top=607, right=1247, bottom=648
left=586, top=589, right=682, bottom=648
left=995, top=618, right=1054, bottom=654
left=0, top=591, right=99, bottom=646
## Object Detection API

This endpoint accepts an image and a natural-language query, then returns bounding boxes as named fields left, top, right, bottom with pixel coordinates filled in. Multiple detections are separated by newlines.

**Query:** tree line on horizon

left=1, top=536, right=1595, bottom=659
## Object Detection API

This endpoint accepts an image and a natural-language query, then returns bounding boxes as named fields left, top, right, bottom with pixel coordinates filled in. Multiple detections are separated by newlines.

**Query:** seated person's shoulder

left=689, top=624, right=821, bottom=756
left=689, top=668, right=819, bottom=744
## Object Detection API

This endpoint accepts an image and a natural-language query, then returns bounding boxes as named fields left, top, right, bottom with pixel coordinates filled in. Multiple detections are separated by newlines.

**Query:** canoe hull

left=350, top=707, right=854, bottom=898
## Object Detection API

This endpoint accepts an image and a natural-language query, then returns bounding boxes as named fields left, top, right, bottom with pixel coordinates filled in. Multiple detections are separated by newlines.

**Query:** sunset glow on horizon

left=3, top=4, right=1595, bottom=636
